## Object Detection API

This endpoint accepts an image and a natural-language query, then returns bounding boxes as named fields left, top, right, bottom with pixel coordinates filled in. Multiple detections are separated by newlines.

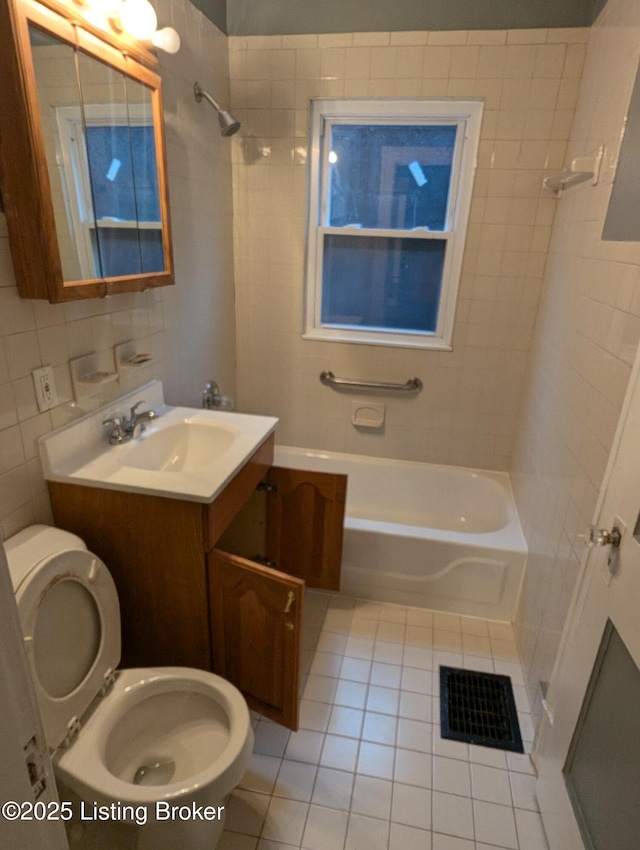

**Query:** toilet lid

left=11, top=542, right=121, bottom=751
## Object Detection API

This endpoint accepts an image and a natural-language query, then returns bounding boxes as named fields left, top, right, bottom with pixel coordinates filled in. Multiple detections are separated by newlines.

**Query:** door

left=0, top=538, right=69, bottom=850
left=266, top=466, right=347, bottom=590
left=535, top=351, right=640, bottom=849
left=207, top=550, right=304, bottom=730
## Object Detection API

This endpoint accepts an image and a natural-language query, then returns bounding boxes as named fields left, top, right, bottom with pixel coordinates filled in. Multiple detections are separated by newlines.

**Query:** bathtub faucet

left=203, top=381, right=234, bottom=410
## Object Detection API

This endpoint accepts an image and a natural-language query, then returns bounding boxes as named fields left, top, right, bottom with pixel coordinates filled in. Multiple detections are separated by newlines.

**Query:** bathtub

left=274, top=446, right=527, bottom=622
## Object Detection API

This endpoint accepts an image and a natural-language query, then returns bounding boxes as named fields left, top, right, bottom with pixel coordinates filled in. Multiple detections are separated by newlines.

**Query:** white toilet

left=5, top=524, right=254, bottom=850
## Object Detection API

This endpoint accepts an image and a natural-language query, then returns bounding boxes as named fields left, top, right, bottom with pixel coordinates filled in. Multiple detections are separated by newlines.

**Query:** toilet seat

left=6, top=525, right=120, bottom=750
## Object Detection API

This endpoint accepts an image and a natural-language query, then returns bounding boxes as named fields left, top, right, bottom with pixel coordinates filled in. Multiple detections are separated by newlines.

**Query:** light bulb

left=151, top=26, right=181, bottom=53
left=118, top=0, right=157, bottom=40
left=328, top=150, right=338, bottom=164
left=85, top=0, right=123, bottom=14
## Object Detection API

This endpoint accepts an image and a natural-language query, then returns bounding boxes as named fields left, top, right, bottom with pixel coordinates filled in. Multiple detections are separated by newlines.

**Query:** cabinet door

left=208, top=549, right=304, bottom=730
left=266, top=467, right=347, bottom=591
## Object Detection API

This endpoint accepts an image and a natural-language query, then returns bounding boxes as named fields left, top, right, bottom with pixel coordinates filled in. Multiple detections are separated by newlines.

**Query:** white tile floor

left=219, top=593, right=549, bottom=850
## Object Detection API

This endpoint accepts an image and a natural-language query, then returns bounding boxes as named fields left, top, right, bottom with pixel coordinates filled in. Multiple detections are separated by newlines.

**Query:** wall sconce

left=74, top=0, right=181, bottom=53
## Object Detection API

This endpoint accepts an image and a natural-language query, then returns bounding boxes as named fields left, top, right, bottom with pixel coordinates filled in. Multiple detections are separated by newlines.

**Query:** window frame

left=303, top=99, right=483, bottom=350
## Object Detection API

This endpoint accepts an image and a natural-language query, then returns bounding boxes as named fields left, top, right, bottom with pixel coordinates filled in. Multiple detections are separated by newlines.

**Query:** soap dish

left=77, top=371, right=118, bottom=385
left=114, top=341, right=154, bottom=377
left=70, top=353, right=119, bottom=400
left=351, top=401, right=385, bottom=429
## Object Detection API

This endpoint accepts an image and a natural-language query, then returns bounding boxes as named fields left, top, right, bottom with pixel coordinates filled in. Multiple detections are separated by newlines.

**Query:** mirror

left=602, top=61, right=640, bottom=242
left=0, top=0, right=173, bottom=301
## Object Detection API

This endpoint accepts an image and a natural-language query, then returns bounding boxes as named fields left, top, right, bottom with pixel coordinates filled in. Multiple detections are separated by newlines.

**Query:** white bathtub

left=274, top=446, right=527, bottom=622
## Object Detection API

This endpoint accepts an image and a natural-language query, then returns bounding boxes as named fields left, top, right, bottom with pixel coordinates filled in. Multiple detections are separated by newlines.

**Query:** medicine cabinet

left=0, top=0, right=174, bottom=302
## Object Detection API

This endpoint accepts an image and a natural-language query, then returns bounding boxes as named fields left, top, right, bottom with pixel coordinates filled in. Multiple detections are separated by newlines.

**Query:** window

left=304, top=99, right=483, bottom=349
left=55, top=104, right=163, bottom=279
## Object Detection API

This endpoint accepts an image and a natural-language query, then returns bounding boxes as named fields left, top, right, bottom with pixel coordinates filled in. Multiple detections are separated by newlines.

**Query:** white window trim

left=303, top=99, right=483, bottom=350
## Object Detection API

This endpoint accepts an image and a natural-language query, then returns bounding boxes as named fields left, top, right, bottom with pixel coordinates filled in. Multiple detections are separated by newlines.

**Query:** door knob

left=588, top=524, right=622, bottom=548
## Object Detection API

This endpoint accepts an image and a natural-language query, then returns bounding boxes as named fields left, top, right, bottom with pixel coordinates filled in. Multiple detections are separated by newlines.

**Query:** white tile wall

left=229, top=27, right=587, bottom=470
left=511, top=0, right=640, bottom=724
left=0, top=0, right=236, bottom=538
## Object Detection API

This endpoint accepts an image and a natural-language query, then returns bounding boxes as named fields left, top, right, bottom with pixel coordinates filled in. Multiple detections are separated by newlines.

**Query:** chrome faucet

left=103, top=401, right=158, bottom=445
left=203, top=381, right=234, bottom=410
left=202, top=381, right=220, bottom=409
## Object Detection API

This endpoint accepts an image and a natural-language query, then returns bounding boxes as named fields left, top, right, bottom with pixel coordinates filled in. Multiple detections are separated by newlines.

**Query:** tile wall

left=0, top=0, right=236, bottom=538
left=511, top=0, right=640, bottom=723
left=229, top=28, right=587, bottom=469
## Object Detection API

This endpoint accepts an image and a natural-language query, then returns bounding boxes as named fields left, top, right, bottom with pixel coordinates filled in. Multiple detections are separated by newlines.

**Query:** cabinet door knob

left=284, top=591, right=295, bottom=614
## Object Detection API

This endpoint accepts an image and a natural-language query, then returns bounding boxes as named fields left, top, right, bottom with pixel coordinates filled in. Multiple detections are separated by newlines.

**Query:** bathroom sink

left=119, top=421, right=239, bottom=473
left=39, top=380, right=278, bottom=503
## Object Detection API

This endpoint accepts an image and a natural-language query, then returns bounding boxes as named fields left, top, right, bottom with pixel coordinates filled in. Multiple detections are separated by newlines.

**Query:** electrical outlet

left=32, top=366, right=58, bottom=412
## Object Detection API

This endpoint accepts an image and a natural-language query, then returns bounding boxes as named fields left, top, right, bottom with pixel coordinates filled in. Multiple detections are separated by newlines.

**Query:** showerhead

left=193, top=82, right=241, bottom=137
left=217, top=109, right=241, bottom=137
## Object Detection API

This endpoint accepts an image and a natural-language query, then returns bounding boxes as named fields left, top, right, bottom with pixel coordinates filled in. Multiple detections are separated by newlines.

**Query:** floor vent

left=440, top=666, right=524, bottom=753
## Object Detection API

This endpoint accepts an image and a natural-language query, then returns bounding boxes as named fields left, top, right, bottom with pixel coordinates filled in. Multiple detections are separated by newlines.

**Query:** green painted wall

left=226, top=0, right=595, bottom=37
left=590, top=0, right=610, bottom=20
left=190, top=0, right=610, bottom=40
left=190, top=0, right=226, bottom=33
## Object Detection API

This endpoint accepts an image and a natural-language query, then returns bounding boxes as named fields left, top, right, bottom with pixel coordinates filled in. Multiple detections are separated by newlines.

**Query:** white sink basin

left=120, top=421, right=239, bottom=473
left=39, top=381, right=278, bottom=503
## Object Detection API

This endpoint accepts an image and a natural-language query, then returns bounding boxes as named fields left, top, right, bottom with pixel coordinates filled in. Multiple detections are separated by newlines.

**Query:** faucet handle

left=203, top=381, right=235, bottom=410
left=129, top=400, right=146, bottom=419
left=203, top=382, right=220, bottom=409
left=216, top=395, right=235, bottom=410
left=103, top=416, right=125, bottom=444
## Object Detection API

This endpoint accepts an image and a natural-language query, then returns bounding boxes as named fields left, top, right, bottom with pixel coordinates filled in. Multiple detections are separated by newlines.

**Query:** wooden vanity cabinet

left=208, top=464, right=347, bottom=726
left=48, top=434, right=347, bottom=730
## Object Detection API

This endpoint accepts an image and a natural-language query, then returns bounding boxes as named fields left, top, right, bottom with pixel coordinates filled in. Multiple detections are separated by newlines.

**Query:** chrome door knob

left=588, top=525, right=622, bottom=548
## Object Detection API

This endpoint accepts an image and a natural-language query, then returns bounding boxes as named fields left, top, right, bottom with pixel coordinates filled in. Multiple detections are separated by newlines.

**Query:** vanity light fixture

left=116, top=0, right=157, bottom=40
left=73, top=0, right=181, bottom=53
left=83, top=0, right=123, bottom=14
left=151, top=26, right=181, bottom=54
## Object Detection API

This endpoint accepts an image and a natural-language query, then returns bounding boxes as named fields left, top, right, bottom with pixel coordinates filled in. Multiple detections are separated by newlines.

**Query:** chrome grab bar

left=320, top=371, right=423, bottom=394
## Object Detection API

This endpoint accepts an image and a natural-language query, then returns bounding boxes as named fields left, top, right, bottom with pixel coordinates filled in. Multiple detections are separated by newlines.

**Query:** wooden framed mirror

left=0, top=0, right=174, bottom=302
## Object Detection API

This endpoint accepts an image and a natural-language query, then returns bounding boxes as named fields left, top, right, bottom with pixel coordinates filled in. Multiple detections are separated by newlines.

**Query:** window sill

left=302, top=328, right=453, bottom=351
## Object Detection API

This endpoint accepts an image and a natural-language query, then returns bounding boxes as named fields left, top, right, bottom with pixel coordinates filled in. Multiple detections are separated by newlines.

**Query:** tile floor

left=219, top=592, right=549, bottom=850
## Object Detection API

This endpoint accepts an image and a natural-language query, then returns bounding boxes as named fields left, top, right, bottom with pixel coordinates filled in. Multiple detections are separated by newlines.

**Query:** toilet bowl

left=5, top=524, right=254, bottom=850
